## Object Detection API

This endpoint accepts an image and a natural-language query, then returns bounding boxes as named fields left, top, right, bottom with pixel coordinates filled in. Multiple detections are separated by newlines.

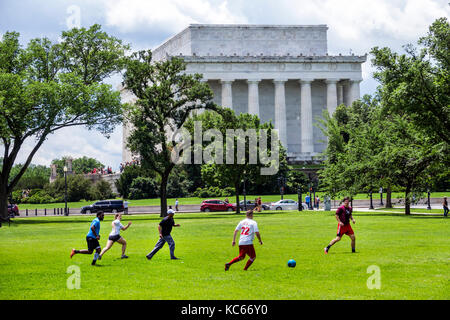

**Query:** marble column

left=325, top=79, right=338, bottom=116
left=247, top=79, right=260, bottom=117
left=300, top=79, right=314, bottom=153
left=273, top=79, right=287, bottom=147
left=337, top=82, right=344, bottom=106
left=343, top=81, right=351, bottom=106
left=221, top=80, right=233, bottom=109
left=349, top=80, right=362, bottom=104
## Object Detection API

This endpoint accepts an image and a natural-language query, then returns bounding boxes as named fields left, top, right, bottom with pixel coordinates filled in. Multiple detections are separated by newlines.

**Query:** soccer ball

left=287, top=259, right=296, bottom=268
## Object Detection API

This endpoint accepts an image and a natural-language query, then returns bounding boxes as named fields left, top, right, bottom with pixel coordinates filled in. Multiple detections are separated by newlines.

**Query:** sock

left=326, top=245, right=331, bottom=250
left=352, top=247, right=355, bottom=253
left=93, top=252, right=99, bottom=261
left=228, top=256, right=242, bottom=265
left=244, top=258, right=254, bottom=270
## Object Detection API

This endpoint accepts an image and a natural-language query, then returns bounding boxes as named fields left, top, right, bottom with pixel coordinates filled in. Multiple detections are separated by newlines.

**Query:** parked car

left=81, top=200, right=124, bottom=214
left=8, top=203, right=19, bottom=217
left=239, top=200, right=269, bottom=211
left=200, top=199, right=236, bottom=212
left=269, top=199, right=301, bottom=211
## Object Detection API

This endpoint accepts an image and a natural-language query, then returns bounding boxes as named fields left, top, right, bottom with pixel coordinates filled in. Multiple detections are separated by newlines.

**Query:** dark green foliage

left=51, top=156, right=105, bottom=175
left=115, top=165, right=152, bottom=199
left=128, top=177, right=159, bottom=200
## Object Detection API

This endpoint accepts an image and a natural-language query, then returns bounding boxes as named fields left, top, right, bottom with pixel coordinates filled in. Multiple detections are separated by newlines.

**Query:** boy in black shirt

left=146, top=210, right=180, bottom=260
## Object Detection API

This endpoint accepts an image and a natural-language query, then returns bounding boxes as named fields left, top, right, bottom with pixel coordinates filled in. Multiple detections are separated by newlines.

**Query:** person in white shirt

left=175, top=199, right=179, bottom=211
left=225, top=209, right=263, bottom=271
left=99, top=213, right=132, bottom=259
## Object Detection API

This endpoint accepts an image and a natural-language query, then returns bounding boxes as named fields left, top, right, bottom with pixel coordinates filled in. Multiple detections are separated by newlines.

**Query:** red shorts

left=337, top=223, right=354, bottom=237
left=238, top=244, right=256, bottom=259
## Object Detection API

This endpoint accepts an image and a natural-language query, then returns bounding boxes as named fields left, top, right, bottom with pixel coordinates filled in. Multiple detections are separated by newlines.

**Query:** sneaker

left=98, top=255, right=102, bottom=260
left=70, top=249, right=76, bottom=259
left=121, top=255, right=129, bottom=259
left=91, top=260, right=97, bottom=266
left=146, top=255, right=152, bottom=260
left=324, top=247, right=328, bottom=254
left=225, top=263, right=230, bottom=271
left=171, top=257, right=180, bottom=260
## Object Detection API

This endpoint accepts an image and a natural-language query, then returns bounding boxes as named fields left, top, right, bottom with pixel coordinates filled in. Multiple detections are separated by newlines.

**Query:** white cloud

left=11, top=126, right=123, bottom=171
left=102, top=0, right=247, bottom=34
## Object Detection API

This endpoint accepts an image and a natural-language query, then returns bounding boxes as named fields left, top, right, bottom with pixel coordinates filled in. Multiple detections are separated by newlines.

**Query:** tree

left=0, top=25, right=129, bottom=221
left=123, top=51, right=217, bottom=216
left=185, top=109, right=285, bottom=214
left=51, top=156, right=105, bottom=175
left=371, top=17, right=450, bottom=145
left=318, top=95, right=447, bottom=214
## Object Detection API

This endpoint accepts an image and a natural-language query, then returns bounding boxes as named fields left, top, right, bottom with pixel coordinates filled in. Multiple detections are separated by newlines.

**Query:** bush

left=193, top=186, right=235, bottom=198
left=45, top=174, right=93, bottom=202
left=90, top=180, right=115, bottom=200
left=128, top=177, right=159, bottom=200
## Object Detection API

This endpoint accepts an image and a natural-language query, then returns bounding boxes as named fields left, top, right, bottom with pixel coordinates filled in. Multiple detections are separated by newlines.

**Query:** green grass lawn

left=375, top=208, right=445, bottom=214
left=16, top=191, right=450, bottom=210
left=0, top=210, right=448, bottom=299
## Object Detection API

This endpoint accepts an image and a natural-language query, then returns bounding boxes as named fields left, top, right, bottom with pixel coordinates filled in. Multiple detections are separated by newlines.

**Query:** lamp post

left=379, top=187, right=383, bottom=206
left=298, top=186, right=302, bottom=211
left=369, top=190, right=374, bottom=209
left=427, top=188, right=431, bottom=210
left=242, top=175, right=247, bottom=211
left=63, top=166, right=68, bottom=216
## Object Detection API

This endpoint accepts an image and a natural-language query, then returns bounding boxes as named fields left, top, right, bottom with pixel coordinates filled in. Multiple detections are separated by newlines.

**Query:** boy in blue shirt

left=70, top=211, right=104, bottom=265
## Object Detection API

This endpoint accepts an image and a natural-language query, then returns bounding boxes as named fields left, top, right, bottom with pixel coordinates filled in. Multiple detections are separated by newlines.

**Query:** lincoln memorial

left=122, top=24, right=366, bottom=163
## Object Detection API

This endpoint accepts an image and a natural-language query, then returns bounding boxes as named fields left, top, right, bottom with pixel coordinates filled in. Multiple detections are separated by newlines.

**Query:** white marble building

left=122, top=24, right=366, bottom=163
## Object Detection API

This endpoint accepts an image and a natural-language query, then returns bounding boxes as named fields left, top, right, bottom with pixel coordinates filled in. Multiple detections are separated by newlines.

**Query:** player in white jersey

left=99, top=213, right=132, bottom=259
left=225, top=209, right=263, bottom=271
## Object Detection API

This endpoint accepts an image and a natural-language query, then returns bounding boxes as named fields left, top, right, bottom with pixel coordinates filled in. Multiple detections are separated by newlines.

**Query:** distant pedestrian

left=124, top=201, right=129, bottom=214
left=146, top=209, right=180, bottom=260
left=305, top=195, right=310, bottom=209
left=175, top=199, right=179, bottom=211
left=443, top=197, right=448, bottom=217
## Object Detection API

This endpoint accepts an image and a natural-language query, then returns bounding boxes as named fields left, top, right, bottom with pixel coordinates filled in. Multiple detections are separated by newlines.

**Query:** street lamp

left=277, top=176, right=286, bottom=200
left=379, top=187, right=383, bottom=206
left=427, top=188, right=431, bottom=210
left=369, top=190, right=374, bottom=209
left=242, top=174, right=247, bottom=211
left=64, top=166, right=68, bottom=216
left=298, top=186, right=302, bottom=211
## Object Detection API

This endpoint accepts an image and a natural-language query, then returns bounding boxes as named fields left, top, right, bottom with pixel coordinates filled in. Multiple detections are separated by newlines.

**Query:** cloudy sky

left=1, top=0, right=448, bottom=171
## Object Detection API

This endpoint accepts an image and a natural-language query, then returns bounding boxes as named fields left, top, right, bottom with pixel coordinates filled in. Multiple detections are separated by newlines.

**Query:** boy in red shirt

left=324, top=197, right=356, bottom=254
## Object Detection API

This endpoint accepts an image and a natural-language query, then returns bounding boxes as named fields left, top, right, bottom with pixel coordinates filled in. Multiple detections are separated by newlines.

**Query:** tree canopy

left=0, top=24, right=129, bottom=220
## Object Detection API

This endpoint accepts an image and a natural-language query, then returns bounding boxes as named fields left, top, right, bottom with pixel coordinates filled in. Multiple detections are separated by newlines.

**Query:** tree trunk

left=405, top=185, right=411, bottom=215
left=235, top=181, right=240, bottom=214
left=0, top=170, right=11, bottom=222
left=160, top=174, right=169, bottom=217
left=386, top=187, right=392, bottom=208
left=0, top=185, right=9, bottom=222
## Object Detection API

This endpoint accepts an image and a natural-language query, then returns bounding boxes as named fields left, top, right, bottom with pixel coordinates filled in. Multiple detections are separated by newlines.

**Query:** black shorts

left=86, top=237, right=100, bottom=251
left=108, top=234, right=122, bottom=242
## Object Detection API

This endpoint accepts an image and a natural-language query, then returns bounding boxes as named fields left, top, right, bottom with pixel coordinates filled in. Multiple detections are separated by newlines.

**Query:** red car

left=8, top=203, right=19, bottom=216
left=200, top=199, right=236, bottom=212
